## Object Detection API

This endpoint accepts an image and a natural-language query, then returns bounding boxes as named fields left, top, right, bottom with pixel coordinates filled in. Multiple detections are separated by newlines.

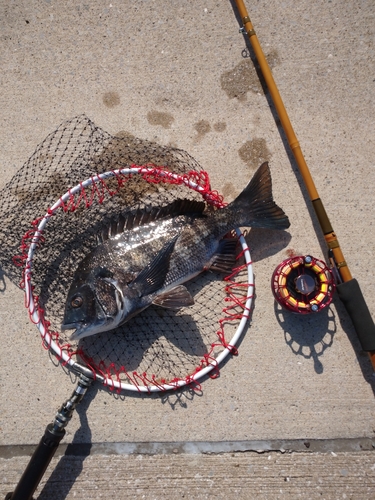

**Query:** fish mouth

left=61, top=318, right=110, bottom=341
left=61, top=321, right=85, bottom=340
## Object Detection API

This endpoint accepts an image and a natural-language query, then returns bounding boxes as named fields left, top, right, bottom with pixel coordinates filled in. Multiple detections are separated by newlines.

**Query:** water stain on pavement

left=213, top=122, right=226, bottom=132
left=221, top=59, right=262, bottom=100
left=221, top=182, right=237, bottom=201
left=103, top=91, right=120, bottom=108
left=193, top=120, right=211, bottom=141
left=147, top=110, right=174, bottom=129
left=221, top=50, right=280, bottom=101
left=238, top=137, right=272, bottom=170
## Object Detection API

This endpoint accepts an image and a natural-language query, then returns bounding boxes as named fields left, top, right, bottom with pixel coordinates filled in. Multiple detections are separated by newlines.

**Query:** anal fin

left=208, top=238, right=238, bottom=274
left=152, top=285, right=194, bottom=309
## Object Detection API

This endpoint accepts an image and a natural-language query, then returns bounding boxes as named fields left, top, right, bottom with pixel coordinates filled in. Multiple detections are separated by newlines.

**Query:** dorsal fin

left=97, top=199, right=205, bottom=244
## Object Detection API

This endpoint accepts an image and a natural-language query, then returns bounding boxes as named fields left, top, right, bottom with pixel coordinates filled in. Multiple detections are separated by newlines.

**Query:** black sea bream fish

left=62, top=162, right=290, bottom=340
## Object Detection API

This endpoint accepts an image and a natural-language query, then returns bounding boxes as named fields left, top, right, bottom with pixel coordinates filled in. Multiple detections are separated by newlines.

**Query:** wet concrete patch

left=193, top=119, right=211, bottom=141
left=221, top=50, right=281, bottom=101
left=221, top=182, right=237, bottom=201
left=213, top=122, right=226, bottom=132
left=147, top=110, right=174, bottom=129
left=103, top=91, right=120, bottom=108
left=221, top=60, right=262, bottom=100
left=238, top=137, right=272, bottom=170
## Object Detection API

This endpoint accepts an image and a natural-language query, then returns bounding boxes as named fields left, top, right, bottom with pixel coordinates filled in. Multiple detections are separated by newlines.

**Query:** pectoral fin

left=130, top=237, right=178, bottom=297
left=152, top=285, right=194, bottom=309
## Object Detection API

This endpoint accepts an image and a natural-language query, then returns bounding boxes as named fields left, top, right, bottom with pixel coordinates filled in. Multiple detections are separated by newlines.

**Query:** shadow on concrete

left=274, top=293, right=375, bottom=394
left=0, top=268, right=6, bottom=293
left=159, top=292, right=256, bottom=410
left=37, top=383, right=98, bottom=500
left=34, top=374, right=208, bottom=498
left=246, top=227, right=292, bottom=263
left=333, top=296, right=375, bottom=395
left=274, top=301, right=336, bottom=374
left=160, top=383, right=204, bottom=410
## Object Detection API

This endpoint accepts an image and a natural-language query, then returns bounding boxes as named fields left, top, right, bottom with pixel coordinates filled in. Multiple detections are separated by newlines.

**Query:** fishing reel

left=271, top=255, right=335, bottom=314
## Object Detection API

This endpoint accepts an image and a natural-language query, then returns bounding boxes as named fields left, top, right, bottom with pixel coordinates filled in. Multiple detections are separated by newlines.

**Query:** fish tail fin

left=228, top=162, right=290, bottom=230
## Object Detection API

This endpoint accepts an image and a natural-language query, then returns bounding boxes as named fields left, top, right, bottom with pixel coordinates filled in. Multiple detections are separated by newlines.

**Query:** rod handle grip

left=5, top=424, right=65, bottom=500
left=336, top=279, right=375, bottom=352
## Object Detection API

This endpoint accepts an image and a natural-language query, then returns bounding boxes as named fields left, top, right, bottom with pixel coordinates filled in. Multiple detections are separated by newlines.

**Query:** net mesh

left=0, top=115, right=252, bottom=390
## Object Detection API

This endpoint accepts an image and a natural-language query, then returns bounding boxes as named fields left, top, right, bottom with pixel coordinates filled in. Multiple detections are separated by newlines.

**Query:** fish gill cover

left=0, top=115, right=252, bottom=390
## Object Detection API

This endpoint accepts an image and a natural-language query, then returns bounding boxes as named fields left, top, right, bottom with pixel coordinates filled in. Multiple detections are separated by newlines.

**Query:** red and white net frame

left=15, top=165, right=254, bottom=393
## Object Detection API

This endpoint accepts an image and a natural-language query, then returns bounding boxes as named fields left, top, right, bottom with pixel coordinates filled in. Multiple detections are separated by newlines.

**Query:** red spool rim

left=271, top=255, right=335, bottom=314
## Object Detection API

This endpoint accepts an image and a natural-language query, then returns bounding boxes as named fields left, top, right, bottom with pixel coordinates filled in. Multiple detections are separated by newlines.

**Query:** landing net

left=0, top=116, right=253, bottom=392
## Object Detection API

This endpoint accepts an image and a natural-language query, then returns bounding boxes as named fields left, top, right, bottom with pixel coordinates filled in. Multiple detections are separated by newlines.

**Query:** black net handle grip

left=5, top=424, right=65, bottom=500
left=337, top=279, right=375, bottom=352
left=6, top=374, right=92, bottom=500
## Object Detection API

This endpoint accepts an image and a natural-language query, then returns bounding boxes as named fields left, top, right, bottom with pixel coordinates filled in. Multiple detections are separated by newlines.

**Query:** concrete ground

left=1, top=0, right=374, bottom=498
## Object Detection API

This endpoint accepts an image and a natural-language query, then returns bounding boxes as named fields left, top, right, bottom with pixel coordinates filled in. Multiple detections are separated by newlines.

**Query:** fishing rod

left=232, top=0, right=375, bottom=370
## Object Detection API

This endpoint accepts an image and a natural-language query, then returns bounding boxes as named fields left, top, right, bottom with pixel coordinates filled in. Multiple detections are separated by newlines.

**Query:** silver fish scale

left=88, top=217, right=186, bottom=276
left=83, top=210, right=232, bottom=294
left=162, top=217, right=221, bottom=290
left=162, top=208, right=243, bottom=297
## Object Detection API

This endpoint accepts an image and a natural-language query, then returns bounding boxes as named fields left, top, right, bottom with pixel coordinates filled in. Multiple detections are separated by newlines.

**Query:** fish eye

left=71, top=295, right=83, bottom=308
